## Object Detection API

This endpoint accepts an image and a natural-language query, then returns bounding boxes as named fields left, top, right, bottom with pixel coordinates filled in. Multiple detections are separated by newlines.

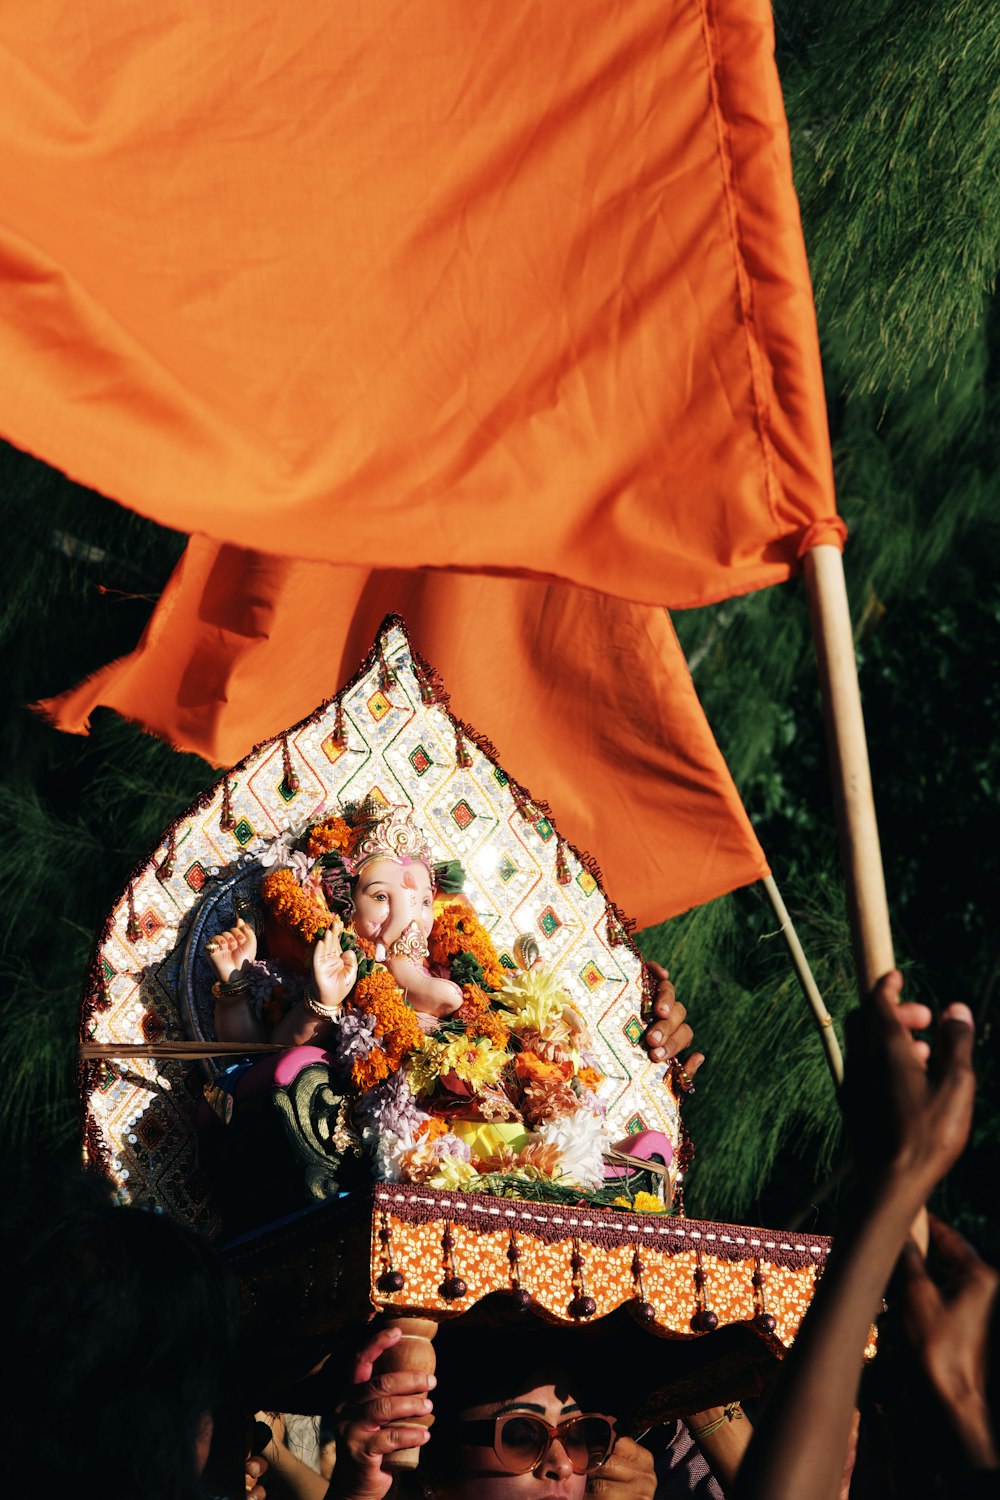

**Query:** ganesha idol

left=196, top=794, right=672, bottom=1233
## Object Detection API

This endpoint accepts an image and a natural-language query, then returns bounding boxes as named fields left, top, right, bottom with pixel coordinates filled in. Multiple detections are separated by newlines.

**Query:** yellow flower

left=426, top=1157, right=479, bottom=1190
left=436, top=1035, right=509, bottom=1091
left=498, top=967, right=570, bottom=1036
left=405, top=1039, right=446, bottom=1099
left=613, top=1191, right=666, bottom=1214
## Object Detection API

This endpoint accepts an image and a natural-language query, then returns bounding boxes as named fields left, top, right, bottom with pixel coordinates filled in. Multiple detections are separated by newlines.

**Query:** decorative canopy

left=81, top=615, right=685, bottom=1235
left=80, top=616, right=865, bottom=1415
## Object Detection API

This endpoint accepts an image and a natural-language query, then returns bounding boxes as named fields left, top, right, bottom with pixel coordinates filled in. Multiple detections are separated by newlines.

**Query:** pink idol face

left=351, top=857, right=435, bottom=948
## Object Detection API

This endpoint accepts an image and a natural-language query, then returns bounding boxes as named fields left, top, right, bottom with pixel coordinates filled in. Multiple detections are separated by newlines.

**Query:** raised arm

left=732, top=971, right=976, bottom=1500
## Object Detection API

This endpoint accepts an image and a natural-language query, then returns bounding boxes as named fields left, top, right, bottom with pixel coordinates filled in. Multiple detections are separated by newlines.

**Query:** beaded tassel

left=155, top=828, right=176, bottom=883
left=376, top=639, right=395, bottom=696
left=555, top=839, right=571, bottom=885
left=690, top=1247, right=718, bottom=1332
left=439, top=1221, right=467, bottom=1301
left=752, top=1256, right=777, bottom=1334
left=507, top=1229, right=531, bottom=1311
left=125, top=881, right=141, bottom=943
left=567, top=1237, right=596, bottom=1319
left=220, top=778, right=236, bottom=832
left=331, top=698, right=348, bottom=751
left=280, top=733, right=300, bottom=795
left=376, top=1212, right=405, bottom=1294
left=454, top=724, right=473, bottom=769
left=631, top=1245, right=656, bottom=1324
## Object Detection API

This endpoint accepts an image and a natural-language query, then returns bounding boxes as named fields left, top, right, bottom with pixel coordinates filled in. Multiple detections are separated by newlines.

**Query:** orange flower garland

left=348, top=964, right=423, bottom=1088
left=458, top=984, right=509, bottom=1048
left=429, top=896, right=507, bottom=989
left=306, top=815, right=353, bottom=859
left=260, top=867, right=330, bottom=943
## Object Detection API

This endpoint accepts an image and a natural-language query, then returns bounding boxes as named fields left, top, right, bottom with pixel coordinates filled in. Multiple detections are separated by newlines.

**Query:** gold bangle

left=302, top=979, right=342, bottom=1020
left=211, top=978, right=251, bottom=1001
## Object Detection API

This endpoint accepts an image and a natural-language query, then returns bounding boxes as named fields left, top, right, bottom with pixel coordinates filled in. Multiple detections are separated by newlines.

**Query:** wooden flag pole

left=803, top=545, right=895, bottom=995
left=803, top=549, right=930, bottom=1249
left=762, top=873, right=844, bottom=1085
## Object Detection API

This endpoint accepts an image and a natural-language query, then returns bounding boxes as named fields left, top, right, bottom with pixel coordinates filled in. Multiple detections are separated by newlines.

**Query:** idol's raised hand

left=205, top=916, right=257, bottom=985
left=312, top=928, right=359, bottom=1015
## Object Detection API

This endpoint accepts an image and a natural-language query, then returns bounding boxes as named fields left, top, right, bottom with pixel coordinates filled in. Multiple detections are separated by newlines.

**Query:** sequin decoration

left=81, top=616, right=685, bottom=1235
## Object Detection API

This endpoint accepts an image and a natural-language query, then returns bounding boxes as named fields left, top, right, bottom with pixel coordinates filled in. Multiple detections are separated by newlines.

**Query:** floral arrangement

left=341, top=955, right=614, bottom=1197
left=250, top=812, right=666, bottom=1211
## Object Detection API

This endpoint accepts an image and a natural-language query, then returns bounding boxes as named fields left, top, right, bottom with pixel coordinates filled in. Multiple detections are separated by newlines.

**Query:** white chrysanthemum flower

left=364, top=1123, right=417, bottom=1183
left=258, top=829, right=299, bottom=868
left=535, top=1109, right=607, bottom=1190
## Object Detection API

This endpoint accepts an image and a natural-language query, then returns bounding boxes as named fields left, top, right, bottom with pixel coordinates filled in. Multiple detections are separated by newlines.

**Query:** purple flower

left=332, top=1009, right=378, bottom=1070
left=244, top=959, right=303, bottom=1019
left=432, top=1131, right=472, bottom=1164
left=357, top=1069, right=425, bottom=1137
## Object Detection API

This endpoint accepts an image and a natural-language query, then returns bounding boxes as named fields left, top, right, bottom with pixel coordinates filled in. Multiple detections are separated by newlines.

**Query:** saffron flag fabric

left=0, top=0, right=842, bottom=609
left=4, top=0, right=842, bottom=922
left=42, top=553, right=769, bottom=928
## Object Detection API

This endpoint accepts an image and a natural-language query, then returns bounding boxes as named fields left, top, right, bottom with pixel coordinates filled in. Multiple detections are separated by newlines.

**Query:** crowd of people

left=1, top=970, right=994, bottom=1498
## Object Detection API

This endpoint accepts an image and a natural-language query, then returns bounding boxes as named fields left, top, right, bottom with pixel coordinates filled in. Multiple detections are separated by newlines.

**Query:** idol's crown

left=348, top=794, right=432, bottom=873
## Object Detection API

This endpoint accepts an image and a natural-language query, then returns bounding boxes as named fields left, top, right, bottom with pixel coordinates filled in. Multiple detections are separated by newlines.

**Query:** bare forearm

left=733, top=1177, right=924, bottom=1500
left=689, top=1406, right=751, bottom=1493
left=271, top=1003, right=332, bottom=1047
left=263, top=1443, right=331, bottom=1500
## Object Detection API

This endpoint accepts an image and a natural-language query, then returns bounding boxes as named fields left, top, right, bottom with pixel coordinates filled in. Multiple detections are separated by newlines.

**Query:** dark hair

left=424, top=1326, right=606, bottom=1483
left=0, top=1167, right=238, bottom=1499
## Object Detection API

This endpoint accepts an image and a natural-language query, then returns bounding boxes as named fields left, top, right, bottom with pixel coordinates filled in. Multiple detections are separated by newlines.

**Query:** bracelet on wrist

left=303, top=980, right=343, bottom=1020
left=211, top=976, right=251, bottom=1000
left=692, top=1403, right=743, bottom=1441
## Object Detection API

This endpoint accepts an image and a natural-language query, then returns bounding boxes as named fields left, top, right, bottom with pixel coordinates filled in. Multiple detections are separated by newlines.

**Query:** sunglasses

left=459, top=1411, right=618, bottom=1475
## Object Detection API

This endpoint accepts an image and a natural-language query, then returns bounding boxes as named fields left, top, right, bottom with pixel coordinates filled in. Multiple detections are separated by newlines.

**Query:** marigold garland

left=260, top=868, right=330, bottom=943
left=351, top=1049, right=392, bottom=1091
left=458, top=984, right=509, bottom=1048
left=429, top=896, right=506, bottom=989
left=351, top=965, right=422, bottom=1066
left=306, top=815, right=353, bottom=859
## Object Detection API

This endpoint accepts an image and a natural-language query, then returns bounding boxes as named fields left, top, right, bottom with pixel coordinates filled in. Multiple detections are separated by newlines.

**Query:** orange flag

left=42, top=552, right=769, bottom=928
left=0, top=0, right=842, bottom=609
left=4, top=0, right=841, bottom=922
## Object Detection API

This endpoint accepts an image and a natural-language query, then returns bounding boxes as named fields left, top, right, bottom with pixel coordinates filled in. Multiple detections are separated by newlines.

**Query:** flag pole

left=803, top=545, right=894, bottom=995
left=761, top=874, right=844, bottom=1085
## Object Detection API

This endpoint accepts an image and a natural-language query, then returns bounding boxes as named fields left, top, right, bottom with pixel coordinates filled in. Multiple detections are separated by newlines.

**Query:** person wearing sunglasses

left=326, top=1325, right=653, bottom=1500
